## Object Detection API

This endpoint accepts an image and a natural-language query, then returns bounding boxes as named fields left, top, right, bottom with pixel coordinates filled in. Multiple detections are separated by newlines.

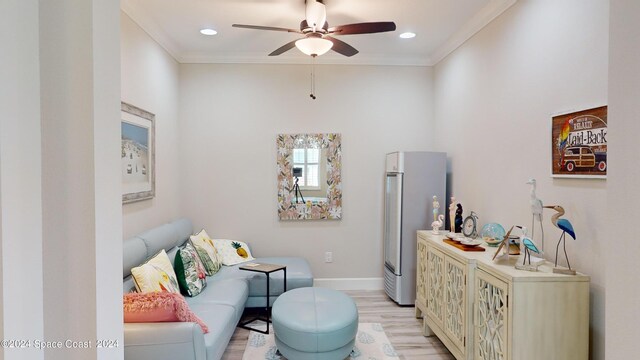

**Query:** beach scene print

left=122, top=121, right=150, bottom=184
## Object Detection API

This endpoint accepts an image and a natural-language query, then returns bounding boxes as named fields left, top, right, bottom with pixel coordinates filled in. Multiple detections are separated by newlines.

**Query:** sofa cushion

left=123, top=276, right=136, bottom=294
left=131, top=250, right=180, bottom=294
left=174, top=241, right=208, bottom=297
left=213, top=239, right=255, bottom=266
left=137, top=218, right=192, bottom=260
left=186, top=279, right=248, bottom=323
left=123, top=237, right=147, bottom=278
left=138, top=224, right=183, bottom=259
left=171, top=218, right=194, bottom=242
left=188, top=303, right=237, bottom=360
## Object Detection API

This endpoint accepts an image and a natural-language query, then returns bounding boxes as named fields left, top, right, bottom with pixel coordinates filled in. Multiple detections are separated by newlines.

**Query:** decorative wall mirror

left=277, top=133, right=342, bottom=220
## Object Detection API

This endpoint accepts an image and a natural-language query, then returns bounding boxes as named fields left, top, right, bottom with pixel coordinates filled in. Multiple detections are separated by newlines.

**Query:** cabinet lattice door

left=426, top=246, right=445, bottom=327
left=416, top=240, right=428, bottom=309
left=475, top=270, right=508, bottom=360
left=444, top=257, right=466, bottom=352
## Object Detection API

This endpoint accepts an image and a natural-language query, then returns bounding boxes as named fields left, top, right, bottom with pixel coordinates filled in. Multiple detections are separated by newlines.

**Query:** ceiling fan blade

left=328, top=22, right=396, bottom=35
left=232, top=24, right=302, bottom=34
left=269, top=40, right=299, bottom=56
left=325, top=36, right=358, bottom=57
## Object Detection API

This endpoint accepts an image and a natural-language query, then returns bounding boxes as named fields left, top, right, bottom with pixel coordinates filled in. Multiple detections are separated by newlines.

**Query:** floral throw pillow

left=213, top=239, right=255, bottom=266
left=190, top=229, right=222, bottom=275
left=174, top=241, right=207, bottom=297
left=131, top=250, right=180, bottom=294
left=193, top=246, right=217, bottom=276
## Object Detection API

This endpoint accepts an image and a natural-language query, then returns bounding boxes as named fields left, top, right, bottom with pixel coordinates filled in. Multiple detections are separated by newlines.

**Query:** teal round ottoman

left=272, top=287, right=358, bottom=360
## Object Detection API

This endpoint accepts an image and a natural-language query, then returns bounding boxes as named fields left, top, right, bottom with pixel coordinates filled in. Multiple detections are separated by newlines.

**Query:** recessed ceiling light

left=399, top=32, right=416, bottom=39
left=200, top=28, right=217, bottom=36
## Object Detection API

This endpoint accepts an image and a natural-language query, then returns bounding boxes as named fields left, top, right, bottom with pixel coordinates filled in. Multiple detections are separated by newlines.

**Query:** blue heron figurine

left=514, top=226, right=545, bottom=271
left=544, top=205, right=576, bottom=274
left=521, top=237, right=541, bottom=266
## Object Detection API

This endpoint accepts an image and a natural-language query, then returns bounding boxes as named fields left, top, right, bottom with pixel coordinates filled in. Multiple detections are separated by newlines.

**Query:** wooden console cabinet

left=415, top=231, right=589, bottom=360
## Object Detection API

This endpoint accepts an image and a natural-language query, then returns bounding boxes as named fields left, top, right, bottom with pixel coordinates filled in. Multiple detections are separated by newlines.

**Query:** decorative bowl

left=483, top=236, right=502, bottom=247
left=480, top=223, right=506, bottom=245
left=482, top=236, right=503, bottom=246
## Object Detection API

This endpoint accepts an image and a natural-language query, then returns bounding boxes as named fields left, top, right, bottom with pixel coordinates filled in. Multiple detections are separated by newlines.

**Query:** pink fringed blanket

left=123, top=292, right=209, bottom=333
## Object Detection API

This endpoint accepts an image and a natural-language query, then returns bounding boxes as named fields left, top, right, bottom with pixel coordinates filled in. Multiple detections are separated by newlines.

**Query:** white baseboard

left=313, top=278, right=384, bottom=290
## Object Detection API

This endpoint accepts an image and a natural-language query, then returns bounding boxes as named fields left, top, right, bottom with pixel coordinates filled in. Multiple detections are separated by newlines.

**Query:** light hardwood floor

left=222, top=290, right=454, bottom=360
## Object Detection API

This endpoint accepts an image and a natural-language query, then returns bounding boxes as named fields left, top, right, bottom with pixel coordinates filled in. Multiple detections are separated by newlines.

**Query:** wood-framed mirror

left=277, top=133, right=342, bottom=220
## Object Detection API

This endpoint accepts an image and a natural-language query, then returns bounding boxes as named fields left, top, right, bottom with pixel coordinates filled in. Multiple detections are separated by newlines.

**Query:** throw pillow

left=131, top=250, right=180, bottom=294
left=174, top=241, right=207, bottom=297
left=193, top=245, right=218, bottom=276
left=123, top=292, right=209, bottom=333
left=190, top=229, right=222, bottom=275
left=212, top=239, right=255, bottom=266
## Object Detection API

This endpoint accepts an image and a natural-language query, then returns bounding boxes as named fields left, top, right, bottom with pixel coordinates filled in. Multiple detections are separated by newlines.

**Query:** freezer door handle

left=393, top=174, right=402, bottom=274
left=383, top=173, right=403, bottom=276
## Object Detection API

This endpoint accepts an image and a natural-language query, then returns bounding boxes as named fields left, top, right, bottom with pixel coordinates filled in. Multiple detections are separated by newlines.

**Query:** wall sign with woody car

left=551, top=106, right=607, bottom=179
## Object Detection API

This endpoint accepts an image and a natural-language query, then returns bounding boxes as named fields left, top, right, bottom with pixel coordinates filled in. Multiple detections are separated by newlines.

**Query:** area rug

left=242, top=322, right=400, bottom=360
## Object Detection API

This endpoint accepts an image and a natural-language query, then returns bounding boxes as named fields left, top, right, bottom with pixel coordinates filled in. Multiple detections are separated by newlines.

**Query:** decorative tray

left=443, top=238, right=486, bottom=252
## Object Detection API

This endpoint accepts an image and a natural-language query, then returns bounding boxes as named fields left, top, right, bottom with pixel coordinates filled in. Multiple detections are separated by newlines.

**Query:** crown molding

left=121, top=0, right=181, bottom=62
left=178, top=52, right=431, bottom=66
left=429, top=0, right=518, bottom=65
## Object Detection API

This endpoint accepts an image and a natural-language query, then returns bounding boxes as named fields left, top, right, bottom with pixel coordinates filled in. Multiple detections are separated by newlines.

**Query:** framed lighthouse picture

left=551, top=106, right=607, bottom=179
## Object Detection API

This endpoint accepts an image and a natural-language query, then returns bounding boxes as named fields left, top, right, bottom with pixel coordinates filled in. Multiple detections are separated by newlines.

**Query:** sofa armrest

left=124, top=322, right=206, bottom=360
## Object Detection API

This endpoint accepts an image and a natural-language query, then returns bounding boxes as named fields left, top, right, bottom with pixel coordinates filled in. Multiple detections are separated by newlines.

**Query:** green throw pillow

left=174, top=241, right=207, bottom=297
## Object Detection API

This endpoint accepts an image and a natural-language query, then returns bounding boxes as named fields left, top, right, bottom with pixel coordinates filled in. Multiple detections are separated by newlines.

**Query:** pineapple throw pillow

left=213, top=239, right=255, bottom=266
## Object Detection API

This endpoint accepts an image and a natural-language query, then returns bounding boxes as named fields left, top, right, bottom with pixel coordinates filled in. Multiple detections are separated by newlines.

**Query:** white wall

left=607, top=1, right=640, bottom=358
left=0, top=1, right=44, bottom=359
left=179, top=64, right=434, bottom=279
left=121, top=13, right=182, bottom=239
left=434, top=1, right=608, bottom=358
left=40, top=1, right=122, bottom=359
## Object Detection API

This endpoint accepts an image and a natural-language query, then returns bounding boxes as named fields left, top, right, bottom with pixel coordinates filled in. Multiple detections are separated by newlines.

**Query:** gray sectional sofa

left=122, top=218, right=314, bottom=360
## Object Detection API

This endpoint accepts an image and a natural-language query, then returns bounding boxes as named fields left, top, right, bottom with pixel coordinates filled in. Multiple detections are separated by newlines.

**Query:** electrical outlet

left=325, top=251, right=333, bottom=263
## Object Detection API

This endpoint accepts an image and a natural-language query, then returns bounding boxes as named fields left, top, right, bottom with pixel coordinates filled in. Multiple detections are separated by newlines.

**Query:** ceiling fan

left=232, top=0, right=396, bottom=57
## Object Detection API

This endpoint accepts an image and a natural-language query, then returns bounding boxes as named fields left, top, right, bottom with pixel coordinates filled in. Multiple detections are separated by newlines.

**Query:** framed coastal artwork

left=551, top=105, right=607, bottom=179
left=121, top=102, right=155, bottom=203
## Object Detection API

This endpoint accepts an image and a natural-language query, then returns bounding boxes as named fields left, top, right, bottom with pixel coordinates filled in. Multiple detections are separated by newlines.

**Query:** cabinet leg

left=422, top=319, right=435, bottom=337
left=415, top=306, right=423, bottom=319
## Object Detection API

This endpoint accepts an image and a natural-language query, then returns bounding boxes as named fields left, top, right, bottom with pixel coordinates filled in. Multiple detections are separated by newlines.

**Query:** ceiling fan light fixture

left=295, top=37, right=333, bottom=56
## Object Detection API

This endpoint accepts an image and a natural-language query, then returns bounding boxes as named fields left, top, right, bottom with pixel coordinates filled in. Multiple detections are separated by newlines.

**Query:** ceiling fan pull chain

left=310, top=55, right=317, bottom=100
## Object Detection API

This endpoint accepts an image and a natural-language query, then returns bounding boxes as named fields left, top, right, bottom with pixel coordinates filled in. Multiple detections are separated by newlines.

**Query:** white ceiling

left=122, top=0, right=516, bottom=66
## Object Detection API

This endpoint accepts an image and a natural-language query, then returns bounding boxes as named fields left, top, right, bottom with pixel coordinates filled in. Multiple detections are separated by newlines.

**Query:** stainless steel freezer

left=383, top=151, right=446, bottom=305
